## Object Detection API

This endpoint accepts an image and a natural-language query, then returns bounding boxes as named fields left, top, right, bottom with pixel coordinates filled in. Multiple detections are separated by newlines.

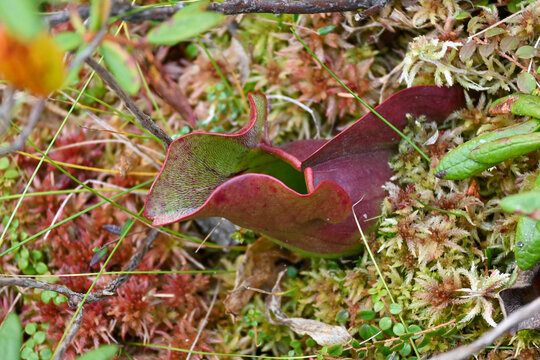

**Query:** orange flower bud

left=0, top=27, right=65, bottom=95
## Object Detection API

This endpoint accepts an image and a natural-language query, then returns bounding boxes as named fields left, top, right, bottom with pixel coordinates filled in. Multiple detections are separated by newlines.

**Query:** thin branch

left=0, top=99, right=46, bottom=156
left=85, top=57, right=172, bottom=148
left=53, top=308, right=84, bottom=360
left=0, top=229, right=159, bottom=355
left=46, top=0, right=389, bottom=27
left=429, top=295, right=540, bottom=360
left=0, top=277, right=88, bottom=305
left=208, top=0, right=387, bottom=14
left=101, top=230, right=159, bottom=295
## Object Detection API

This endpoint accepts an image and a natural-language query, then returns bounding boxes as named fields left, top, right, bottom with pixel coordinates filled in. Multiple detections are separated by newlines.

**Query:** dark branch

left=208, top=0, right=384, bottom=14
left=0, top=99, right=46, bottom=156
left=53, top=308, right=84, bottom=360
left=85, top=57, right=173, bottom=148
left=0, top=230, right=159, bottom=355
left=46, top=0, right=388, bottom=27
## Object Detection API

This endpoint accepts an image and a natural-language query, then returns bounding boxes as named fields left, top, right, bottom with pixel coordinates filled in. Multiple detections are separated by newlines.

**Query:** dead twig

left=46, top=0, right=391, bottom=27
left=429, top=295, right=540, bottom=360
left=54, top=308, right=84, bottom=360
left=0, top=230, right=159, bottom=357
left=0, top=98, right=46, bottom=156
left=85, top=57, right=173, bottom=148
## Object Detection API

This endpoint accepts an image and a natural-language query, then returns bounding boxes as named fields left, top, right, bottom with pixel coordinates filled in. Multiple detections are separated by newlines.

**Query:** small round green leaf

left=359, top=310, right=376, bottom=321
left=374, top=301, right=385, bottom=312
left=516, top=45, right=537, bottom=59
left=335, top=309, right=350, bottom=323
left=328, top=345, right=343, bottom=356
left=359, top=323, right=378, bottom=340
left=517, top=72, right=537, bottom=93
left=399, top=342, right=412, bottom=356
left=389, top=303, right=402, bottom=315
left=0, top=157, right=9, bottom=170
left=39, top=348, right=52, bottom=360
left=393, top=323, right=406, bottom=336
left=33, top=331, right=45, bottom=344
left=485, top=27, right=505, bottom=37
left=379, top=317, right=393, bottom=331
left=25, top=322, right=37, bottom=335
left=500, top=36, right=520, bottom=53
left=5, top=169, right=19, bottom=179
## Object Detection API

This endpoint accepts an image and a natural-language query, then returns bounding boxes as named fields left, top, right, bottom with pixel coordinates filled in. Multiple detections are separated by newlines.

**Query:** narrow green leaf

left=0, top=0, right=42, bottom=40
left=0, top=312, right=23, bottom=360
left=98, top=41, right=141, bottom=95
left=489, top=93, right=540, bottom=118
left=454, top=11, right=470, bottom=20
left=74, top=345, right=118, bottom=360
left=146, top=2, right=224, bottom=46
left=434, top=119, right=540, bottom=180
left=459, top=41, right=476, bottom=62
left=120, top=218, right=134, bottom=236
left=501, top=190, right=540, bottom=219
left=467, top=16, right=480, bottom=33
left=514, top=175, right=540, bottom=270
left=470, top=132, right=540, bottom=163
left=89, top=0, right=111, bottom=32
left=515, top=217, right=540, bottom=270
left=54, top=32, right=83, bottom=52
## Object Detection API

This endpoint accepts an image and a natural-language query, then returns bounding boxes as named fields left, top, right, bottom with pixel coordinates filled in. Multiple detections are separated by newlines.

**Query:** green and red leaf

left=145, top=86, right=465, bottom=255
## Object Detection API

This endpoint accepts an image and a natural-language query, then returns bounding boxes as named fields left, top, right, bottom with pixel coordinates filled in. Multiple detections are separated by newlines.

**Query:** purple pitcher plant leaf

left=145, top=86, right=465, bottom=256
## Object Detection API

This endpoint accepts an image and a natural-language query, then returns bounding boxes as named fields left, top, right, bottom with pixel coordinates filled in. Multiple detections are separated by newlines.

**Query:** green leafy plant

left=435, top=92, right=540, bottom=270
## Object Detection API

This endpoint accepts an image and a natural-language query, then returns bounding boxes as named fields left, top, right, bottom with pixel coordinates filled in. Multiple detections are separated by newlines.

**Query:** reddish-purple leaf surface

left=145, top=86, right=465, bottom=256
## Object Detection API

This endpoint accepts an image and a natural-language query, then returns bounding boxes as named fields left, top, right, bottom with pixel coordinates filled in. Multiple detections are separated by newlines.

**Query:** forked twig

left=0, top=230, right=159, bottom=358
